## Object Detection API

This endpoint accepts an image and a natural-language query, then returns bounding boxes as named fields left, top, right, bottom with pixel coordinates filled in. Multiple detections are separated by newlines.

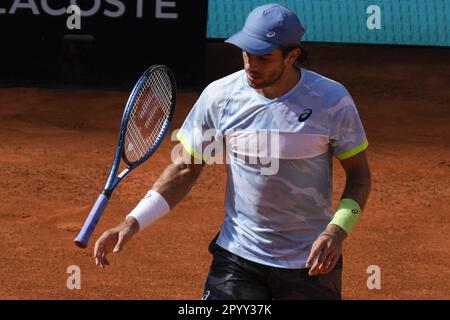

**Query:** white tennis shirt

left=177, top=68, right=368, bottom=268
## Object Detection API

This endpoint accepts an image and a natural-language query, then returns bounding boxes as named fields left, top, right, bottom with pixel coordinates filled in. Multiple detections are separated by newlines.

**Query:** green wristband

left=329, top=198, right=362, bottom=234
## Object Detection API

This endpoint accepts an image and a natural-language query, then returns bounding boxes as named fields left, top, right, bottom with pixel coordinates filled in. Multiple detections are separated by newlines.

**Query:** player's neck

left=256, top=67, right=301, bottom=100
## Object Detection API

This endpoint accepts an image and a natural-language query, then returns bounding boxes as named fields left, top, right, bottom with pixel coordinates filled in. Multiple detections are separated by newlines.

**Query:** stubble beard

left=247, top=63, right=286, bottom=90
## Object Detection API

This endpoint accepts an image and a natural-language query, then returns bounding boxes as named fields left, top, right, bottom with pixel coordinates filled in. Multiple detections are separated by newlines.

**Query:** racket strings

left=125, top=69, right=173, bottom=163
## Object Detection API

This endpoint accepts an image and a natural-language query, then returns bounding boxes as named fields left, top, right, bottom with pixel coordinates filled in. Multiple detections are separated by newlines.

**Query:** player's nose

left=244, top=52, right=259, bottom=69
left=245, top=61, right=259, bottom=74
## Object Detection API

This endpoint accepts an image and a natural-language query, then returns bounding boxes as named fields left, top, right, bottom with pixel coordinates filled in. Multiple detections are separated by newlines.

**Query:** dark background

left=0, top=0, right=208, bottom=90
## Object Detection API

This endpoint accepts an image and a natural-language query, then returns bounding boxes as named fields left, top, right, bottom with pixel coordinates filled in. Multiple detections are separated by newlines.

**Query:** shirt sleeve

left=176, top=84, right=223, bottom=161
left=329, top=94, right=368, bottom=160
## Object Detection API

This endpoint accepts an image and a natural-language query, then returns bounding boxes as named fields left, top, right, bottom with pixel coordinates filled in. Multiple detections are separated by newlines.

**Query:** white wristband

left=127, top=190, right=170, bottom=231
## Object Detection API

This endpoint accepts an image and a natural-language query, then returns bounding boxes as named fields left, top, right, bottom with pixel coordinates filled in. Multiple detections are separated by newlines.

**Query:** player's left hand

left=306, top=224, right=347, bottom=276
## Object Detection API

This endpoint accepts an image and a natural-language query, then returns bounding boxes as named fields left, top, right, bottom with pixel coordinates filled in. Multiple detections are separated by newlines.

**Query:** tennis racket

left=74, top=65, right=176, bottom=248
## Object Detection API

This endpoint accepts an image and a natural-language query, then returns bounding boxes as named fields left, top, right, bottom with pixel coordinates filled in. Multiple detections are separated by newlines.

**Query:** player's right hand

left=94, top=216, right=139, bottom=268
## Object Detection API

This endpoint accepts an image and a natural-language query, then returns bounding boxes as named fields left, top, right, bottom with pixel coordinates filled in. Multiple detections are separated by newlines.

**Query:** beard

left=246, top=64, right=285, bottom=89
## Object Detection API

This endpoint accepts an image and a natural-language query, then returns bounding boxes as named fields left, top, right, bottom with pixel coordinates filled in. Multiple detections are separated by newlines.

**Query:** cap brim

left=225, top=31, right=278, bottom=56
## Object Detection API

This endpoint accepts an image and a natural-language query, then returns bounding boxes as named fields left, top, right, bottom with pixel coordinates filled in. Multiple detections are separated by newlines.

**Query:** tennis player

left=94, top=3, right=371, bottom=300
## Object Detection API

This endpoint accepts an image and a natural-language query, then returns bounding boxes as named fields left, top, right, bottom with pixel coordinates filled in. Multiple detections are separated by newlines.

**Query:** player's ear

left=290, top=48, right=301, bottom=63
left=296, top=48, right=302, bottom=59
left=284, top=48, right=300, bottom=65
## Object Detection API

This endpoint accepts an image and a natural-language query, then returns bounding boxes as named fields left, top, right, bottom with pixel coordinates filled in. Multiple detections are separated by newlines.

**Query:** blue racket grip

left=74, top=194, right=109, bottom=248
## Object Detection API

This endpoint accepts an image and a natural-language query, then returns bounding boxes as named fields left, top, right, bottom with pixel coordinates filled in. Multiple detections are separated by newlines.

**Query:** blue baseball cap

left=225, top=3, right=305, bottom=56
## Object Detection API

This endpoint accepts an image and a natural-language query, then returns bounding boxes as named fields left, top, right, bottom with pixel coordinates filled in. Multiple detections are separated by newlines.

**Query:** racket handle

left=74, top=194, right=109, bottom=248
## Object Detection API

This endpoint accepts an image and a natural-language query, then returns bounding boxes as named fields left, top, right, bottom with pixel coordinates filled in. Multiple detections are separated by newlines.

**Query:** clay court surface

left=0, top=44, right=449, bottom=299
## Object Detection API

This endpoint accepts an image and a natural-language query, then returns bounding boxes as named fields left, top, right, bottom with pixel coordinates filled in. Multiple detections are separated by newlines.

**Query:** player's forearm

left=328, top=173, right=370, bottom=237
left=151, top=161, right=203, bottom=209
left=341, top=172, right=371, bottom=210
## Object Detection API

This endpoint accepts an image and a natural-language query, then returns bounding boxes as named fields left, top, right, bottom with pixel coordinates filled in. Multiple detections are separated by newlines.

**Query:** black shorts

left=202, top=236, right=342, bottom=300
